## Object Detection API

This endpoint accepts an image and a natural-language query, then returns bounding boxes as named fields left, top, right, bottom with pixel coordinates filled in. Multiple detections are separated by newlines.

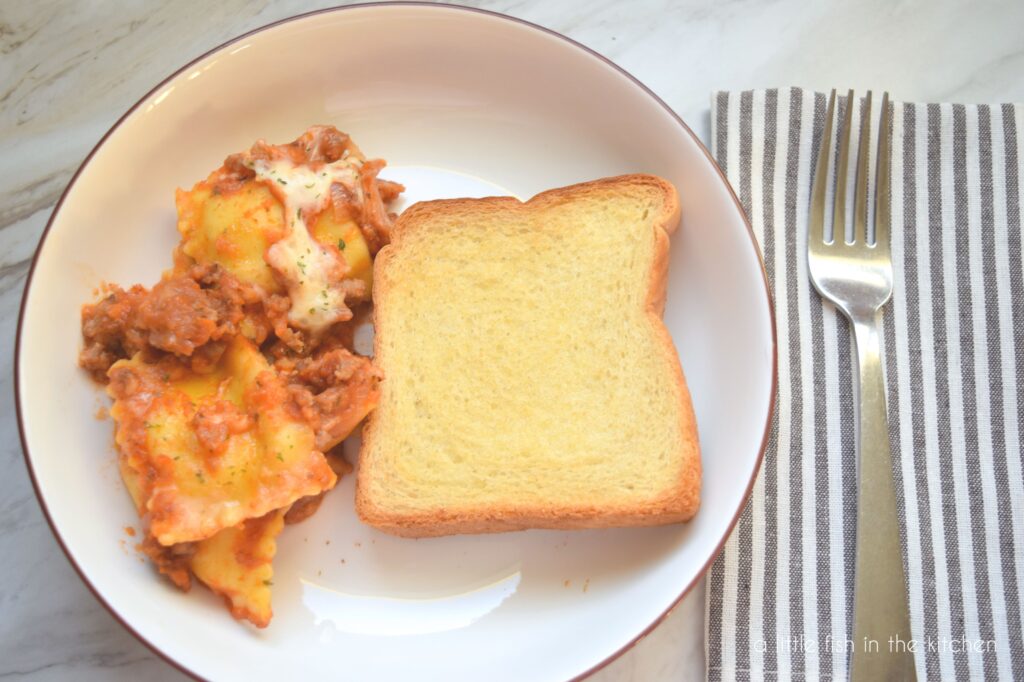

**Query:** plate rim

left=14, top=3, right=778, bottom=680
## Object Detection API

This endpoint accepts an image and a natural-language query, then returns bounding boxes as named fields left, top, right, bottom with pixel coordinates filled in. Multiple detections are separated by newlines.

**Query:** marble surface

left=1, top=0, right=1022, bottom=680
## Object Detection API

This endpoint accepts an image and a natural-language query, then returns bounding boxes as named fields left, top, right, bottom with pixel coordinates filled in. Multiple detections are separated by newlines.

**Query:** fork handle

left=849, top=311, right=917, bottom=682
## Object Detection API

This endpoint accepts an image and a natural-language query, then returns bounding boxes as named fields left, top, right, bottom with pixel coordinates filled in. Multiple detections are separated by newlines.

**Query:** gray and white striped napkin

left=704, top=88, right=1024, bottom=681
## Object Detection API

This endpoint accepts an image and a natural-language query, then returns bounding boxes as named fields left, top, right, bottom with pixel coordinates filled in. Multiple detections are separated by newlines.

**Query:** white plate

left=16, top=5, right=775, bottom=681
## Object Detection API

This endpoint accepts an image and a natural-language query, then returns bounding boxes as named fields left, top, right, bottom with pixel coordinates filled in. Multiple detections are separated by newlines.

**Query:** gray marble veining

left=2, top=0, right=1022, bottom=680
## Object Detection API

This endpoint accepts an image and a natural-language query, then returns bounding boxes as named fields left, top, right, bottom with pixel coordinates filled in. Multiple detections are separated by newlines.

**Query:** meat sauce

left=80, top=126, right=392, bottom=621
left=80, top=263, right=267, bottom=381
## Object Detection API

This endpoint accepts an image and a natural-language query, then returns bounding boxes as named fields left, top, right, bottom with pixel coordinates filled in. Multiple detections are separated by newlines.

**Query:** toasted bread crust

left=357, top=174, right=700, bottom=537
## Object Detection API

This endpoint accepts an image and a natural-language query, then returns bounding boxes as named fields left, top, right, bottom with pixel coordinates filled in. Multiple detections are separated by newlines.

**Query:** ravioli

left=107, top=335, right=337, bottom=546
left=175, top=182, right=286, bottom=294
left=175, top=175, right=374, bottom=296
left=124, top=453, right=306, bottom=628
left=190, top=509, right=285, bottom=629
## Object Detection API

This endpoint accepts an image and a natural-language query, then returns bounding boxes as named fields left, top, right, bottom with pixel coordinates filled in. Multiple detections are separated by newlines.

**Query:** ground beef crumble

left=80, top=264, right=268, bottom=381
left=140, top=535, right=196, bottom=591
left=275, top=345, right=381, bottom=451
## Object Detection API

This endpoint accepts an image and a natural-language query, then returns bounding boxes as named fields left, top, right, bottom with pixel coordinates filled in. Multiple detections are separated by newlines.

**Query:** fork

left=808, top=90, right=916, bottom=682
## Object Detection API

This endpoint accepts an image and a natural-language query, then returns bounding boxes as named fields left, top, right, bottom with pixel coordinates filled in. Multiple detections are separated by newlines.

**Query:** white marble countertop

left=1, top=1, right=1021, bottom=680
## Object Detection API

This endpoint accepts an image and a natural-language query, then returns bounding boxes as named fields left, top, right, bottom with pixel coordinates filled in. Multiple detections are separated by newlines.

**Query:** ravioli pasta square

left=124, top=460, right=286, bottom=629
left=190, top=509, right=285, bottom=628
left=175, top=181, right=287, bottom=294
left=107, top=335, right=337, bottom=546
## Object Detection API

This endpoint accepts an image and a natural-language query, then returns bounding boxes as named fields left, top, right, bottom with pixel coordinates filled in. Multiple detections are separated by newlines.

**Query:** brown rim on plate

left=14, top=3, right=777, bottom=680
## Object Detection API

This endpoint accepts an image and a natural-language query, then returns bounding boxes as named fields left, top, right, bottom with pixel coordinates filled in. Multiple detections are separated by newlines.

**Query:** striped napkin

left=704, top=88, right=1024, bottom=681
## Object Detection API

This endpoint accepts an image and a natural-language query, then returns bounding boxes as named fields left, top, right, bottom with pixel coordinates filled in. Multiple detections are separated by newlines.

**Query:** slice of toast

left=356, top=174, right=700, bottom=537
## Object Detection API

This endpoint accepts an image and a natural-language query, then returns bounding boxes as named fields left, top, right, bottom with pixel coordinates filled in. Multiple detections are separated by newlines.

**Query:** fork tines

left=809, top=89, right=892, bottom=252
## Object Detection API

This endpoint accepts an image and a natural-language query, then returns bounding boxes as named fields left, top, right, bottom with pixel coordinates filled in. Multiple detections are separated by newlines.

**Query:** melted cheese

left=253, top=157, right=363, bottom=333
